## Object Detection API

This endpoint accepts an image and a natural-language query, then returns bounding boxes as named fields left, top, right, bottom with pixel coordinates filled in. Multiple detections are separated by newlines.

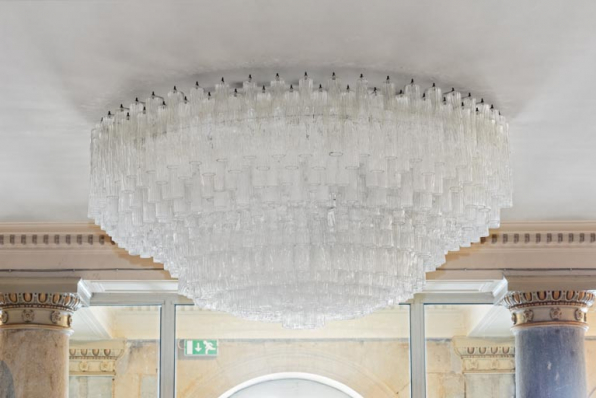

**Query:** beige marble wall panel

left=464, top=374, right=515, bottom=398
left=113, top=341, right=158, bottom=398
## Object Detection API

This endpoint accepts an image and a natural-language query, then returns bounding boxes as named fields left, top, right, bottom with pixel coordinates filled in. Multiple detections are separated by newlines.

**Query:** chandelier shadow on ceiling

left=89, top=72, right=512, bottom=329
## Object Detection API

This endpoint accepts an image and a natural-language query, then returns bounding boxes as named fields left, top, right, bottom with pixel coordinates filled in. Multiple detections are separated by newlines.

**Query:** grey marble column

left=504, top=290, right=595, bottom=398
left=0, top=292, right=83, bottom=398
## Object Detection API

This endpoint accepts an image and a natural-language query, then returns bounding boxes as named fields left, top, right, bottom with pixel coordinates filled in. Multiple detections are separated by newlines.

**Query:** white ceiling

left=1, top=1, right=596, bottom=222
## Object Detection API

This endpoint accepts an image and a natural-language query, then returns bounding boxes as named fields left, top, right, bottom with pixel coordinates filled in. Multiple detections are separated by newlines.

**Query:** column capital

left=0, top=278, right=89, bottom=333
left=503, top=290, right=595, bottom=330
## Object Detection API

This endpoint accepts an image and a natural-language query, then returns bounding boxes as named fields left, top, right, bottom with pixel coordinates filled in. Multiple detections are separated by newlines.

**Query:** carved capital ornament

left=0, top=292, right=83, bottom=333
left=503, top=290, right=595, bottom=330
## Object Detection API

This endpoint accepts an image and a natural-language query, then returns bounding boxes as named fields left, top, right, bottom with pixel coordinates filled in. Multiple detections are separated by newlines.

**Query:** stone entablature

left=3, top=222, right=596, bottom=281
left=453, top=338, right=515, bottom=374
left=503, top=290, right=595, bottom=330
left=0, top=292, right=83, bottom=332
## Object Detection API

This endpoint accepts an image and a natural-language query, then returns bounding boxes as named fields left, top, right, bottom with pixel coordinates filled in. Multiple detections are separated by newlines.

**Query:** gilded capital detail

left=0, top=292, right=83, bottom=332
left=503, top=290, right=595, bottom=330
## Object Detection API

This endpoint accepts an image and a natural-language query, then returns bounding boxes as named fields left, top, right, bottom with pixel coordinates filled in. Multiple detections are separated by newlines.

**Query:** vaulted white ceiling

left=1, top=1, right=595, bottom=222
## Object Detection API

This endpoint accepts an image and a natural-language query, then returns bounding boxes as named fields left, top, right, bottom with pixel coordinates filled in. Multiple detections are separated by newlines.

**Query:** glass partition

left=69, top=305, right=161, bottom=398
left=175, top=305, right=411, bottom=398
left=425, top=304, right=515, bottom=398
left=64, top=296, right=596, bottom=398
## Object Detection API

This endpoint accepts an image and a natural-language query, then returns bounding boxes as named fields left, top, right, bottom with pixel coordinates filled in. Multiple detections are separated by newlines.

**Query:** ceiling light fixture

left=89, top=72, right=512, bottom=328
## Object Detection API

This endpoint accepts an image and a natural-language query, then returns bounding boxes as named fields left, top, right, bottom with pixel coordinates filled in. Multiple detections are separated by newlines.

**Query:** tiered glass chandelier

left=89, top=73, right=511, bottom=328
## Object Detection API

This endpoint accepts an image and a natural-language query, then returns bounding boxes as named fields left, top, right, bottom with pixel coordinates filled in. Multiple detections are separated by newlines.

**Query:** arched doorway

left=219, top=372, right=364, bottom=398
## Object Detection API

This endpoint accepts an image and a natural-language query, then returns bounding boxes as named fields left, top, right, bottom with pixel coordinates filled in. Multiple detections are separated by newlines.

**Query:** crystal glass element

left=89, top=74, right=512, bottom=329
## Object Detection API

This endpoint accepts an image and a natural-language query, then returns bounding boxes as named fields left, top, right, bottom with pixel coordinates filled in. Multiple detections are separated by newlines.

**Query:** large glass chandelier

left=89, top=73, right=511, bottom=328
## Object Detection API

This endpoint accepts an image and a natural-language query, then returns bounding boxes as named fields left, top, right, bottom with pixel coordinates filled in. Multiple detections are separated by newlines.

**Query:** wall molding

left=452, top=337, right=515, bottom=374
left=69, top=341, right=125, bottom=376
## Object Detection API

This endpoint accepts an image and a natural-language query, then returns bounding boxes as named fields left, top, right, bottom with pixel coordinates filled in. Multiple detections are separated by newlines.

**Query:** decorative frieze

left=2, top=225, right=595, bottom=251
left=0, top=292, right=83, bottom=332
left=453, top=338, right=515, bottom=374
left=503, top=290, right=595, bottom=330
left=69, top=345, right=124, bottom=376
left=0, top=228, right=114, bottom=250
left=481, top=231, right=596, bottom=247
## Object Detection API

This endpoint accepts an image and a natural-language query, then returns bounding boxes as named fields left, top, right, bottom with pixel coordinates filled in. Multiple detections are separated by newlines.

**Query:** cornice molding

left=1, top=222, right=595, bottom=251
left=1, top=222, right=596, bottom=281
left=461, top=222, right=596, bottom=253
left=452, top=337, right=515, bottom=374
left=439, top=222, right=596, bottom=278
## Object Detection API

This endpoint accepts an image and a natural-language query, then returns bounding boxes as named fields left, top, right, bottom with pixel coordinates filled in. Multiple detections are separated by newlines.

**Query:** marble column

left=504, top=290, right=595, bottom=398
left=0, top=291, right=84, bottom=398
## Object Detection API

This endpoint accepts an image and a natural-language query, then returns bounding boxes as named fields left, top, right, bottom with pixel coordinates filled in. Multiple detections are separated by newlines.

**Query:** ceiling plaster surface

left=1, top=1, right=596, bottom=221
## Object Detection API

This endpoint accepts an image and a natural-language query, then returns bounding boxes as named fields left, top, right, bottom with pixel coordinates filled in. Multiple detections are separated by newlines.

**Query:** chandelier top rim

left=96, top=68, right=505, bottom=120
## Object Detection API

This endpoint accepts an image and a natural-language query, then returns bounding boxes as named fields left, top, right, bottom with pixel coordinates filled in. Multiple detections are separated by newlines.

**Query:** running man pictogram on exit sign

left=184, top=339, right=218, bottom=357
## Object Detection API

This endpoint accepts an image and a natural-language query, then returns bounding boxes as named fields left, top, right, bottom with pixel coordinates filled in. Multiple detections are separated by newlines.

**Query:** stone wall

left=70, top=341, right=158, bottom=398
left=427, top=340, right=515, bottom=398
left=69, top=377, right=113, bottom=398
left=586, top=339, right=596, bottom=398
left=176, top=340, right=411, bottom=397
left=68, top=338, right=596, bottom=397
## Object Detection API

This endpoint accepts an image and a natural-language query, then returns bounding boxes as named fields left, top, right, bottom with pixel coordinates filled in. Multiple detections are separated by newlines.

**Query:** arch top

left=218, top=372, right=364, bottom=398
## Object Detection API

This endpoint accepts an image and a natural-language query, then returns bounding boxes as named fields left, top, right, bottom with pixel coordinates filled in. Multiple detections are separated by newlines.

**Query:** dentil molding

left=0, top=223, right=115, bottom=251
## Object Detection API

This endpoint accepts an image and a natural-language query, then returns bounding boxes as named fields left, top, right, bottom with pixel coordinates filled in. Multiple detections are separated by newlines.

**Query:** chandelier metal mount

left=89, top=72, right=512, bottom=328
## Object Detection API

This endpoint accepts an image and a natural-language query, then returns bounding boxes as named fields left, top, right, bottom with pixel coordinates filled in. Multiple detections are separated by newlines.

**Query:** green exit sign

left=184, top=339, right=218, bottom=357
